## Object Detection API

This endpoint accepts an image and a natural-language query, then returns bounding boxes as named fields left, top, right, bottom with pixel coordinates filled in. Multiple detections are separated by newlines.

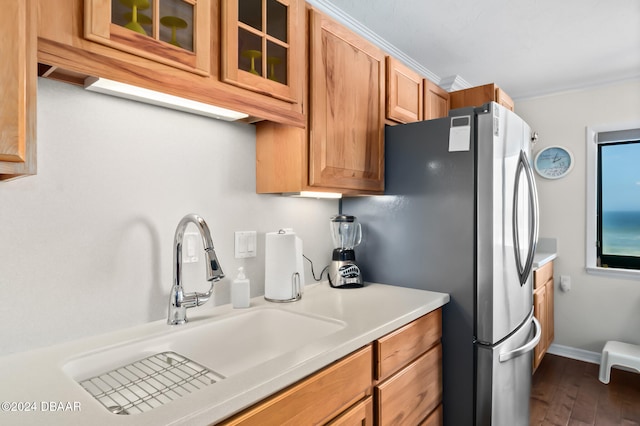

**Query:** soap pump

left=232, top=267, right=250, bottom=309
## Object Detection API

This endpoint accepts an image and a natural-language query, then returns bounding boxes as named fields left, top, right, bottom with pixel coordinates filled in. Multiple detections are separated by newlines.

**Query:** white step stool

left=599, top=340, right=640, bottom=384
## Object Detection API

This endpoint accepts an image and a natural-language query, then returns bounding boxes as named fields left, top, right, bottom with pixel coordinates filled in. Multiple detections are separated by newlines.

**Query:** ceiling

left=311, top=0, right=640, bottom=100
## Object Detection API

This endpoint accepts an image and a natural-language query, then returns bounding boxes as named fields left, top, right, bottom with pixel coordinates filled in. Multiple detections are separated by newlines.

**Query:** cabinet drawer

left=419, top=404, right=443, bottom=426
left=375, top=344, right=442, bottom=426
left=534, top=261, right=553, bottom=289
left=326, top=396, right=373, bottom=425
left=375, top=309, right=442, bottom=381
left=219, top=345, right=372, bottom=425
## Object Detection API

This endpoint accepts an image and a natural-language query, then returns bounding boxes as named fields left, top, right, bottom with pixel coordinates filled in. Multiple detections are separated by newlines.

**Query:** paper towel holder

left=264, top=272, right=301, bottom=303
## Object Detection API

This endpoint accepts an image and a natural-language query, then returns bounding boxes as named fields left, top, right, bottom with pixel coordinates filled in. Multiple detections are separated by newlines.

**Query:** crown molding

left=438, top=75, right=473, bottom=92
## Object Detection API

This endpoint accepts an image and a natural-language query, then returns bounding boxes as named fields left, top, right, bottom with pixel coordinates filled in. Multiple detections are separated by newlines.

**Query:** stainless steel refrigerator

left=342, top=102, right=542, bottom=426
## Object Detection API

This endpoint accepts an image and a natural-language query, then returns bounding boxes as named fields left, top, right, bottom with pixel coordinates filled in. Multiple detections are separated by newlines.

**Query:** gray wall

left=0, top=78, right=337, bottom=356
left=517, top=78, right=640, bottom=355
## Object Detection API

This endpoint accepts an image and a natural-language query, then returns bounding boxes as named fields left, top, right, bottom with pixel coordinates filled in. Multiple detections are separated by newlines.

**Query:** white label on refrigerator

left=449, top=116, right=471, bottom=152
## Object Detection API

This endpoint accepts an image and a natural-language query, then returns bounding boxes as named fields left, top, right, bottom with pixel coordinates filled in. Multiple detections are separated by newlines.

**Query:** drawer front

left=534, top=261, right=553, bottom=289
left=375, top=309, right=442, bottom=381
left=326, top=396, right=373, bottom=426
left=219, top=345, right=372, bottom=426
left=375, top=343, right=442, bottom=426
left=419, top=404, right=443, bottom=426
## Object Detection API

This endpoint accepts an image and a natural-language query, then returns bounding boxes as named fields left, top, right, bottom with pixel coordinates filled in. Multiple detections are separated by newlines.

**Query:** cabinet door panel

left=222, top=0, right=303, bottom=104
left=424, top=79, right=449, bottom=120
left=0, top=0, right=37, bottom=179
left=85, top=0, right=211, bottom=75
left=534, top=261, right=553, bottom=290
left=546, top=278, right=554, bottom=347
left=309, top=10, right=385, bottom=192
left=386, top=57, right=422, bottom=123
left=533, top=286, right=546, bottom=371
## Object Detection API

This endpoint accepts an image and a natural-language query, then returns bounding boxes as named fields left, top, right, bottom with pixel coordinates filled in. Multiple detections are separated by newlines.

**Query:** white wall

left=0, top=78, right=338, bottom=356
left=516, top=79, right=640, bottom=354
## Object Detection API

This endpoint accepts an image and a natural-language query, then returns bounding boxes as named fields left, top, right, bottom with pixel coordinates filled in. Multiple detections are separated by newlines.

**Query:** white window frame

left=585, top=121, right=640, bottom=280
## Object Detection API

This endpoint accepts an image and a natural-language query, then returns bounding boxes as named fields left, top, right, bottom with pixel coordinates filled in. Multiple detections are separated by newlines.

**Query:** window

left=586, top=124, right=640, bottom=278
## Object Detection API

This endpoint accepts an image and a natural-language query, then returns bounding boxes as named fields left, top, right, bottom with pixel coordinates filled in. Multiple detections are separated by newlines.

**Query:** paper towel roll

left=265, top=229, right=304, bottom=302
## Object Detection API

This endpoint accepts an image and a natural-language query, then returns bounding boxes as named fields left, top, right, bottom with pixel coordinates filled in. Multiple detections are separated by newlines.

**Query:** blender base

left=328, top=258, right=363, bottom=288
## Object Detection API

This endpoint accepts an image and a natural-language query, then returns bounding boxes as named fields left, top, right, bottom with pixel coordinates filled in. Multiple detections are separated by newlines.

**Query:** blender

left=328, top=215, right=363, bottom=288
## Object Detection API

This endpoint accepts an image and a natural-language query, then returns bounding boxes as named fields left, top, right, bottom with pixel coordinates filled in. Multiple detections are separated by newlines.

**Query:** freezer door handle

left=513, top=149, right=540, bottom=285
left=499, top=317, right=542, bottom=363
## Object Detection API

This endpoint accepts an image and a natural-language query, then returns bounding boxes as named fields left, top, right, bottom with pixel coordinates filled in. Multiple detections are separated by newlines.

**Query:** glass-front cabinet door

left=221, top=0, right=302, bottom=104
left=85, top=0, right=211, bottom=75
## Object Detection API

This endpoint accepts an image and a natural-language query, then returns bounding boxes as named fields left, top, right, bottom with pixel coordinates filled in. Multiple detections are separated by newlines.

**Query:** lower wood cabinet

left=375, top=344, right=442, bottom=425
left=374, top=308, right=443, bottom=425
left=218, top=345, right=372, bottom=425
left=533, top=260, right=555, bottom=372
left=217, top=308, right=443, bottom=425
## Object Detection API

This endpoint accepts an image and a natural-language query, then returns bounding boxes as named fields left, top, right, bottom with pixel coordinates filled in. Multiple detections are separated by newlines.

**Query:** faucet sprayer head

left=205, top=248, right=224, bottom=282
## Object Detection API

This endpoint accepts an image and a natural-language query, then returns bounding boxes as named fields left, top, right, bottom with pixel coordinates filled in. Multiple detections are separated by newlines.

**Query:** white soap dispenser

left=232, top=267, right=250, bottom=309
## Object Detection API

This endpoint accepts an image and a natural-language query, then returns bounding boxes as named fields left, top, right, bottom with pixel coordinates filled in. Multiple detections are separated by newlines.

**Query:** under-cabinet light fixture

left=283, top=191, right=343, bottom=199
left=84, top=77, right=249, bottom=121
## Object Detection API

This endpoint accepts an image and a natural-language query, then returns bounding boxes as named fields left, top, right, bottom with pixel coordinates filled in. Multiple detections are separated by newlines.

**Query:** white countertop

left=533, top=251, right=557, bottom=269
left=533, top=237, right=558, bottom=269
left=0, top=282, right=448, bottom=425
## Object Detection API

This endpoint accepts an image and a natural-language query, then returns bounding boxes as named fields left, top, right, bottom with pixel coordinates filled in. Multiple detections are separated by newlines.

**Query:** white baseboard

left=547, top=343, right=601, bottom=365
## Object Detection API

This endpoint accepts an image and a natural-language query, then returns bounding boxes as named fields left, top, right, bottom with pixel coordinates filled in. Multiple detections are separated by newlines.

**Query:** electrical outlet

left=559, top=275, right=571, bottom=292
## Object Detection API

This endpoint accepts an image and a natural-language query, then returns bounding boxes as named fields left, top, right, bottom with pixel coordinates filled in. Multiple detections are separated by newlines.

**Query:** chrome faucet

left=168, top=214, right=224, bottom=325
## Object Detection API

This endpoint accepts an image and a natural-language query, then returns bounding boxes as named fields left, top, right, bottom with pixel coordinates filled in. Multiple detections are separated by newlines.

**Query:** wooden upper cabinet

left=495, top=86, right=514, bottom=111
left=308, top=10, right=385, bottom=192
left=84, top=0, right=211, bottom=75
left=424, top=79, right=450, bottom=120
left=221, top=0, right=304, bottom=104
left=39, top=0, right=304, bottom=126
left=450, top=83, right=514, bottom=111
left=1, top=0, right=37, bottom=180
left=386, top=57, right=423, bottom=124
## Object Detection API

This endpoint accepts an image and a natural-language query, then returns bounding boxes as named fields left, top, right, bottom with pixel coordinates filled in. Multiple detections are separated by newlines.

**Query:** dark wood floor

left=530, top=354, right=640, bottom=425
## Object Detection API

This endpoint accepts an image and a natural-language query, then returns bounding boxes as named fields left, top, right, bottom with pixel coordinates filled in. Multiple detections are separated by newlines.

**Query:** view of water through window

left=600, top=141, right=640, bottom=256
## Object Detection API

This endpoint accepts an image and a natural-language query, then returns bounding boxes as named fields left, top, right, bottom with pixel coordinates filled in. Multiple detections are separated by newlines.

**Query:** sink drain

left=107, top=405, right=129, bottom=415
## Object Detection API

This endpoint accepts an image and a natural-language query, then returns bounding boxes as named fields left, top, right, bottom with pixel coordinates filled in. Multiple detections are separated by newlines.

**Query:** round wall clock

left=534, top=146, right=574, bottom=179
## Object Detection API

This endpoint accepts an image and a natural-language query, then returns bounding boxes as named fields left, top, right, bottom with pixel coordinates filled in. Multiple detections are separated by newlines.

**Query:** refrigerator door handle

left=499, top=317, right=542, bottom=363
left=513, top=150, right=540, bottom=285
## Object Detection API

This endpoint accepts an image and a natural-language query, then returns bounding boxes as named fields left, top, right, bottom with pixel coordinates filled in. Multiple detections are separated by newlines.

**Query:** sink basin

left=63, top=307, right=345, bottom=414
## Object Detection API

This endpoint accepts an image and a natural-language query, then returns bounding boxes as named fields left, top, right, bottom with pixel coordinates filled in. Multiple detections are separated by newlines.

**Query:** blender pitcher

left=328, top=215, right=363, bottom=288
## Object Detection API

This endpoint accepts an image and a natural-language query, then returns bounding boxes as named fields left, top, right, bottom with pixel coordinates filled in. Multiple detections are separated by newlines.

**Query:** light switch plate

left=183, top=232, right=199, bottom=263
left=235, top=231, right=257, bottom=258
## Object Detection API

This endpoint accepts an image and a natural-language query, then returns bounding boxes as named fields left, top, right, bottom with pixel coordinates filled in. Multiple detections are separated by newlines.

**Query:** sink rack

left=78, top=351, right=224, bottom=415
